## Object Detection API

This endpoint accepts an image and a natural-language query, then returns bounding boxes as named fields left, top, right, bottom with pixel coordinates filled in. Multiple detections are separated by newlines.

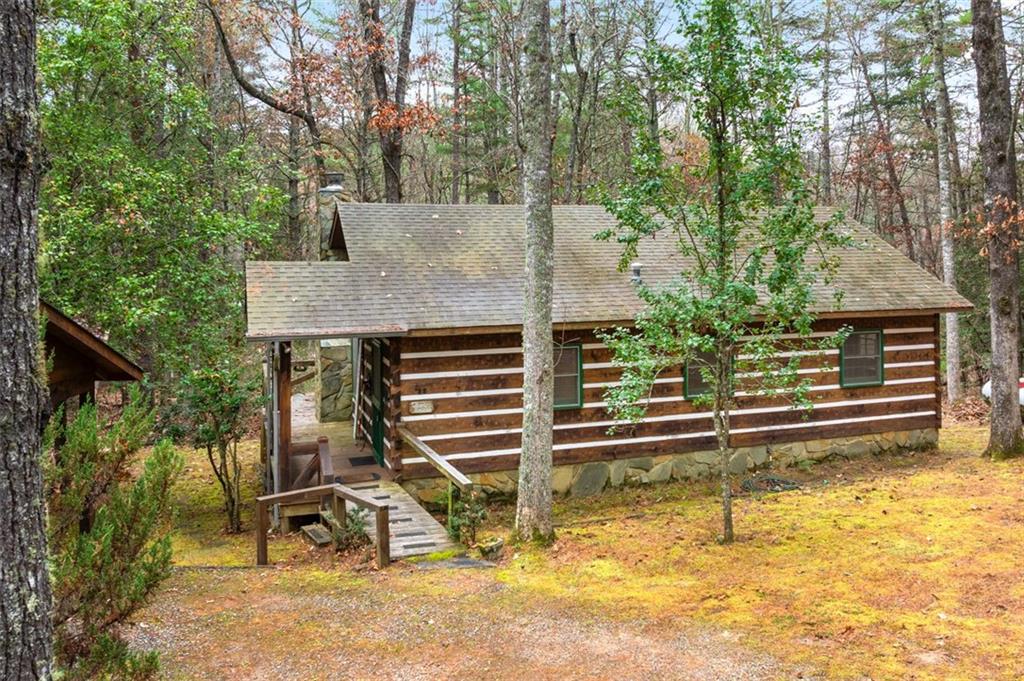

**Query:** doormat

left=348, top=455, right=377, bottom=468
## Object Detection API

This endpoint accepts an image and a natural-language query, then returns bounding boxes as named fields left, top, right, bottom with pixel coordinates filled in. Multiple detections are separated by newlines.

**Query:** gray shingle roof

left=245, top=204, right=972, bottom=341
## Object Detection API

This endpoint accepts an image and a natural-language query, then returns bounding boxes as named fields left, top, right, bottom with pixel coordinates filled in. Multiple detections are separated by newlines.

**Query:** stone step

left=300, top=523, right=333, bottom=547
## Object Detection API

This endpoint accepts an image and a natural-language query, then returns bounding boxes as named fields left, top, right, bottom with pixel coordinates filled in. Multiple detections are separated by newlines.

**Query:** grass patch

left=495, top=425, right=1023, bottom=679
left=154, top=423, right=1021, bottom=679
left=169, top=440, right=306, bottom=567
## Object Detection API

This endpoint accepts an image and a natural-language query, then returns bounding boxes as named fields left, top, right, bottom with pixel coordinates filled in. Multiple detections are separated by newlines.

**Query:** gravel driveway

left=128, top=565, right=797, bottom=680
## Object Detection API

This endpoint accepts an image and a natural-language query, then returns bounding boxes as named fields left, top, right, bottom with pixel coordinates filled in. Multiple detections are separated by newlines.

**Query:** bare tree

left=0, top=0, right=54, bottom=676
left=972, top=0, right=1023, bottom=458
left=515, top=0, right=555, bottom=541
left=361, top=0, right=417, bottom=203
left=845, top=12, right=916, bottom=261
left=205, top=0, right=329, bottom=187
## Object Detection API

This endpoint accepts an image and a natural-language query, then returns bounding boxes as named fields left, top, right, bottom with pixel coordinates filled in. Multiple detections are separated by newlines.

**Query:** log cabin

left=246, top=204, right=972, bottom=501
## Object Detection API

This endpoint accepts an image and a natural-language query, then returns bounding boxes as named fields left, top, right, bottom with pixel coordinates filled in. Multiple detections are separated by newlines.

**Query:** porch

left=258, top=339, right=459, bottom=564
left=289, top=393, right=457, bottom=559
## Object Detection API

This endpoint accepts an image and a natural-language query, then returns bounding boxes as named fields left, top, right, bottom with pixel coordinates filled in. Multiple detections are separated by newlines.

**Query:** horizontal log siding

left=397, top=316, right=940, bottom=479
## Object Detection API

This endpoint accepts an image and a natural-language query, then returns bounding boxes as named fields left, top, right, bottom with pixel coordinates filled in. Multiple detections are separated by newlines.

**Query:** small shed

left=43, top=301, right=144, bottom=408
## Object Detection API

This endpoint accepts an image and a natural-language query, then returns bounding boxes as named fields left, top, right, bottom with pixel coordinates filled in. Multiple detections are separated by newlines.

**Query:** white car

left=981, top=378, right=1024, bottom=408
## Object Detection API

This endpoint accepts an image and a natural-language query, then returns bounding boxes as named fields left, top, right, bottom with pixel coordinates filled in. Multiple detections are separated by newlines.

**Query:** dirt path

left=128, top=566, right=793, bottom=680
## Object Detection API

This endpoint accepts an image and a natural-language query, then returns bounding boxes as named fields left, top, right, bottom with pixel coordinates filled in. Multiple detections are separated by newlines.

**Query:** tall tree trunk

left=847, top=27, right=915, bottom=260
left=933, top=26, right=967, bottom=219
left=820, top=0, right=833, bottom=204
left=357, top=79, right=374, bottom=202
left=515, top=0, right=555, bottom=541
left=714, top=342, right=734, bottom=544
left=0, top=1, right=54, bottom=676
left=362, top=0, right=416, bottom=203
left=642, top=0, right=659, bottom=144
left=563, top=29, right=588, bottom=203
left=972, top=0, right=1024, bottom=458
left=931, top=0, right=962, bottom=402
left=450, top=0, right=462, bottom=204
left=286, top=114, right=302, bottom=256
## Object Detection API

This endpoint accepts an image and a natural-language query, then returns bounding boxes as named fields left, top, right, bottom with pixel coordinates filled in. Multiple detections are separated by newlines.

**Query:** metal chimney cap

left=630, top=262, right=643, bottom=284
left=319, top=171, right=345, bottom=193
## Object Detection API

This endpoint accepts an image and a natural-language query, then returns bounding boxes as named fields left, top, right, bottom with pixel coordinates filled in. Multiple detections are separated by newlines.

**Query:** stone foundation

left=316, top=340, right=353, bottom=422
left=401, top=427, right=939, bottom=504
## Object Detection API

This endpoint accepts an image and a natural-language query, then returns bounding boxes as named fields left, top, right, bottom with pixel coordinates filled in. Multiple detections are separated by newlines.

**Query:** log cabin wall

left=395, top=314, right=941, bottom=480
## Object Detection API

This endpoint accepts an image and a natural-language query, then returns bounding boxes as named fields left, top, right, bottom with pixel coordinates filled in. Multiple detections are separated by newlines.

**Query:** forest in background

left=35, top=0, right=1022, bottom=405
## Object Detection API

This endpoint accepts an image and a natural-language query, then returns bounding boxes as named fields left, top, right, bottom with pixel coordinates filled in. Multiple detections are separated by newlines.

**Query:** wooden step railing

left=398, top=426, right=475, bottom=530
left=255, top=482, right=390, bottom=568
left=398, top=426, right=473, bottom=492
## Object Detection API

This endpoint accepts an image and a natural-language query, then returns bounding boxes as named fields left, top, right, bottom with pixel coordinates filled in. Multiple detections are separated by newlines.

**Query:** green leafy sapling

left=599, top=0, right=849, bottom=543
left=179, top=361, right=261, bottom=533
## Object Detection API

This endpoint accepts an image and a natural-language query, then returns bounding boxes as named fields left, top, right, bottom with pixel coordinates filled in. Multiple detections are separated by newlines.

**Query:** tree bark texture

left=820, top=0, right=833, bottom=204
left=515, top=0, right=555, bottom=541
left=714, top=342, right=734, bottom=545
left=0, top=0, right=55, bottom=676
left=450, top=0, right=462, bottom=204
left=972, top=0, right=1024, bottom=458
left=932, top=0, right=961, bottom=403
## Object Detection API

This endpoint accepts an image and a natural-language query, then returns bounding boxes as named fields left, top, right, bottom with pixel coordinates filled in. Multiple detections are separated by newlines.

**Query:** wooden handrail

left=398, top=426, right=473, bottom=492
left=317, top=436, right=334, bottom=484
left=255, top=483, right=390, bottom=568
left=290, top=437, right=334, bottom=489
left=292, top=450, right=320, bottom=489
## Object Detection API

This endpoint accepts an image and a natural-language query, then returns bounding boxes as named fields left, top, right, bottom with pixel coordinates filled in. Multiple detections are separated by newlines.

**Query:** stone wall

left=401, top=427, right=939, bottom=505
left=316, top=340, right=353, bottom=422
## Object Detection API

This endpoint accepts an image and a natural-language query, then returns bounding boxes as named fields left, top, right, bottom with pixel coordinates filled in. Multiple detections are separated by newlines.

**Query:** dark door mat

left=338, top=472, right=381, bottom=485
left=348, top=455, right=378, bottom=467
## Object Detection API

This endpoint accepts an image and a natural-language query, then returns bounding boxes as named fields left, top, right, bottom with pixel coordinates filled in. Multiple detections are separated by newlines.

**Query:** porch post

left=276, top=341, right=292, bottom=491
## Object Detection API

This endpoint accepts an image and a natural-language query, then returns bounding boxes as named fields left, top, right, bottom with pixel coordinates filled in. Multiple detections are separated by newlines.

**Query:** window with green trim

left=684, top=350, right=716, bottom=398
left=553, top=344, right=583, bottom=409
left=840, top=330, right=884, bottom=387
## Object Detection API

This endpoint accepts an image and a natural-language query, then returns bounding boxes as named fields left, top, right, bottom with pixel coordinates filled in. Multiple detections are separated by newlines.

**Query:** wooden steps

left=346, top=481, right=457, bottom=560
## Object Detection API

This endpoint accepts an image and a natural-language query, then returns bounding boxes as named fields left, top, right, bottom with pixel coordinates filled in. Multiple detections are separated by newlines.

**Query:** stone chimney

left=318, top=172, right=350, bottom=262
left=315, top=172, right=355, bottom=425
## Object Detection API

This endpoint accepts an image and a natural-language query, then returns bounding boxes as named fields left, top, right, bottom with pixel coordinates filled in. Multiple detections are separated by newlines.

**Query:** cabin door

left=369, top=340, right=385, bottom=466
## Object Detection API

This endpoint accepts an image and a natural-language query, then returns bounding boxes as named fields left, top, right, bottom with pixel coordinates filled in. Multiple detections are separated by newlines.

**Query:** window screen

left=841, top=330, right=883, bottom=387
left=685, top=350, right=716, bottom=398
left=553, top=344, right=582, bottom=409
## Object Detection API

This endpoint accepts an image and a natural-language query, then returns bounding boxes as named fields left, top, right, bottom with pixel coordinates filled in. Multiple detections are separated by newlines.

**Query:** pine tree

left=46, top=389, right=183, bottom=678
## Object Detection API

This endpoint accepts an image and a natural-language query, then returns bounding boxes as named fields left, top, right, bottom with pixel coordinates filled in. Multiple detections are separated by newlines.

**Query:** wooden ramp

left=347, top=480, right=457, bottom=560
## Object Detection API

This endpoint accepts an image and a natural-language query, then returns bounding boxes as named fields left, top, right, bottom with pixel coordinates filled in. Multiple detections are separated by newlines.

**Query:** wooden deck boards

left=290, top=393, right=455, bottom=560
left=347, top=481, right=456, bottom=560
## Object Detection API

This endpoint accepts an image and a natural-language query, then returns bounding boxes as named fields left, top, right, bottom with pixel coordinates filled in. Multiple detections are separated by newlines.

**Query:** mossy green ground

left=148, top=425, right=1022, bottom=679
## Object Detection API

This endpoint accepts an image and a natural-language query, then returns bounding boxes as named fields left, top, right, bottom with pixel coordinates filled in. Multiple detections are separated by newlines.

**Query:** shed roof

left=245, top=204, right=972, bottom=341
left=43, top=301, right=144, bottom=381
